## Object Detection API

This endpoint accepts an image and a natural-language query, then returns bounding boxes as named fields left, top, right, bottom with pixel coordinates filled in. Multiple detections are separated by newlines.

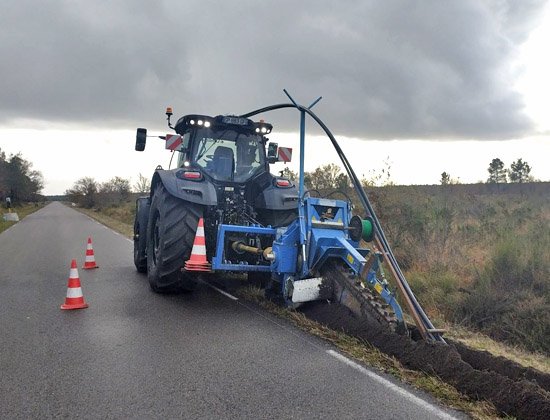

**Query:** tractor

left=133, top=91, right=445, bottom=343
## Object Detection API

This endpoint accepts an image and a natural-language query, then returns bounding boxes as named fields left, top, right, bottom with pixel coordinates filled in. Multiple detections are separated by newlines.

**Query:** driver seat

left=212, top=146, right=235, bottom=180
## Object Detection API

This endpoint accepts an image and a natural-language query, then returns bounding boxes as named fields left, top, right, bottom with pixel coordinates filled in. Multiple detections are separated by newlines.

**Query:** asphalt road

left=0, top=202, right=464, bottom=419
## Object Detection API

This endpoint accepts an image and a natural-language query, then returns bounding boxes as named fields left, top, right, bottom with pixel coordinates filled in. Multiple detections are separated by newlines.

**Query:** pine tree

left=487, top=158, right=507, bottom=184
left=509, top=159, right=531, bottom=183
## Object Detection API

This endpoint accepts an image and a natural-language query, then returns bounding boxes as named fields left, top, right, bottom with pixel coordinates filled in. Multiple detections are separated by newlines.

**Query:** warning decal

left=165, top=134, right=183, bottom=151
left=277, top=147, right=292, bottom=162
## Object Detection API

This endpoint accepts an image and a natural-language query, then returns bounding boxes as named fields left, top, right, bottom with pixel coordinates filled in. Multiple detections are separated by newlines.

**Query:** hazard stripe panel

left=165, top=134, right=183, bottom=150
left=278, top=147, right=292, bottom=162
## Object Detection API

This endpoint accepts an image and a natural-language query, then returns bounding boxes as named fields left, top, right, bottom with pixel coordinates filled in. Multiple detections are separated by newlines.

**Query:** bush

left=456, top=228, right=550, bottom=354
left=406, top=269, right=462, bottom=320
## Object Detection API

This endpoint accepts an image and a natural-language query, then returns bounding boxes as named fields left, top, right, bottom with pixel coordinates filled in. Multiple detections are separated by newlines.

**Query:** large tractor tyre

left=133, top=199, right=149, bottom=273
left=146, top=185, right=202, bottom=293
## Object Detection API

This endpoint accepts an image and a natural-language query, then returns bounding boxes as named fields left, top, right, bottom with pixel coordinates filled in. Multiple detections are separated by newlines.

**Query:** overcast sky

left=1, top=1, right=549, bottom=194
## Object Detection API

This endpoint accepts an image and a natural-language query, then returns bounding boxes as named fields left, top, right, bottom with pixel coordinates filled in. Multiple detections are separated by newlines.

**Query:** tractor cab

left=136, top=110, right=288, bottom=185
left=176, top=118, right=268, bottom=183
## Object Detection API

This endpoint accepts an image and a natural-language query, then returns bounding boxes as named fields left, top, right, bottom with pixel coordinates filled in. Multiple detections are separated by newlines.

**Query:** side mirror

left=267, top=142, right=278, bottom=164
left=135, top=128, right=147, bottom=151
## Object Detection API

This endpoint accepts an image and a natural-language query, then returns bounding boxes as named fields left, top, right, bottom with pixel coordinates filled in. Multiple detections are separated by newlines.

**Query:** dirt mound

left=300, top=301, right=550, bottom=420
left=450, top=340, right=550, bottom=393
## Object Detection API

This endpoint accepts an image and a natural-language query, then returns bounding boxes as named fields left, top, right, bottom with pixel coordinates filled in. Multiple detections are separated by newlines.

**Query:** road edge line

left=202, top=281, right=239, bottom=301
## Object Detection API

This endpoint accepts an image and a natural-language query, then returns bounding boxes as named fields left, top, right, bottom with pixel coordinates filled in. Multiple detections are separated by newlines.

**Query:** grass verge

left=73, top=206, right=134, bottom=238
left=0, top=203, right=46, bottom=234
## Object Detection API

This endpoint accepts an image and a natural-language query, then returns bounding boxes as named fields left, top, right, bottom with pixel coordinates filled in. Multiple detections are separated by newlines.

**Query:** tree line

left=49, top=155, right=546, bottom=207
left=0, top=148, right=44, bottom=205
left=441, top=157, right=533, bottom=185
left=65, top=174, right=151, bottom=208
left=295, top=157, right=537, bottom=191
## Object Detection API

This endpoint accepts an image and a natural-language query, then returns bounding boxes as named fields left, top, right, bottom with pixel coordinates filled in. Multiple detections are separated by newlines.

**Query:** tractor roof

left=175, top=114, right=272, bottom=135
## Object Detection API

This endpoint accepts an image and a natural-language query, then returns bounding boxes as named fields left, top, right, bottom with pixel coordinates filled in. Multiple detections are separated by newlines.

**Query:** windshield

left=191, top=128, right=266, bottom=182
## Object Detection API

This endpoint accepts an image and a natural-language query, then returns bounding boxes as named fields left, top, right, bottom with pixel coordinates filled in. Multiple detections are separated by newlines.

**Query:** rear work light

left=176, top=170, right=203, bottom=181
left=254, top=119, right=272, bottom=134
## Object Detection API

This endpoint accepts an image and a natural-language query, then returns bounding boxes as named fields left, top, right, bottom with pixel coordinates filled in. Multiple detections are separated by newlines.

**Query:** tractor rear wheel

left=146, top=185, right=202, bottom=293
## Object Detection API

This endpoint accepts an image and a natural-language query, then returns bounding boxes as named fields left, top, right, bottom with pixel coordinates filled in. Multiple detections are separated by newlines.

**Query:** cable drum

left=349, top=215, right=374, bottom=242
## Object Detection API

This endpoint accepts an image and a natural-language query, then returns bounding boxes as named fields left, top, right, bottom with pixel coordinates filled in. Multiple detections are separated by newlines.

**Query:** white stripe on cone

left=69, top=268, right=79, bottom=278
left=190, top=244, right=206, bottom=255
left=66, top=287, right=84, bottom=298
left=85, top=255, right=95, bottom=262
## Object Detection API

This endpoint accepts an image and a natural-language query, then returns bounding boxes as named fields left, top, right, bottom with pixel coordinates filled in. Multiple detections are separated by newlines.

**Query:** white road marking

left=203, top=282, right=239, bottom=301
left=327, top=350, right=459, bottom=420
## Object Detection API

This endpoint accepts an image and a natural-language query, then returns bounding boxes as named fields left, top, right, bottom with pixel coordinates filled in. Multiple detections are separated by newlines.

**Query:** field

left=367, top=182, right=549, bottom=356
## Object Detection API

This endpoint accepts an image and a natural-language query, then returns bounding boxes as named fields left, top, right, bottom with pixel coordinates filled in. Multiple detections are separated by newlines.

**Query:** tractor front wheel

left=146, top=185, right=202, bottom=293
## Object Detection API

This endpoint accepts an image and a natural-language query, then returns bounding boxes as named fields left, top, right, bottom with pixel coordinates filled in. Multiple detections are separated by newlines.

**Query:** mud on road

left=300, top=302, right=550, bottom=420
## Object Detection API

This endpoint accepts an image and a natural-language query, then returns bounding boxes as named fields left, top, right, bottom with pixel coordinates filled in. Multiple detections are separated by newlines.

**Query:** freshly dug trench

left=450, top=340, right=550, bottom=393
left=300, top=301, right=550, bottom=420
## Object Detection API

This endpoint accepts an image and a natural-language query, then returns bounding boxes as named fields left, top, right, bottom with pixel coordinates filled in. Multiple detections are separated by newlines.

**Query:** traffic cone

left=61, top=259, right=89, bottom=310
left=83, top=237, right=99, bottom=269
left=184, top=218, right=212, bottom=272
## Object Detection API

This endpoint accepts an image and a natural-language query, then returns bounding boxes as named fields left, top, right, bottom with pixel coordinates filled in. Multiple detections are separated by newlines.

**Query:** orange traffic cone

left=83, top=237, right=99, bottom=269
left=61, top=259, right=89, bottom=310
left=184, top=218, right=211, bottom=272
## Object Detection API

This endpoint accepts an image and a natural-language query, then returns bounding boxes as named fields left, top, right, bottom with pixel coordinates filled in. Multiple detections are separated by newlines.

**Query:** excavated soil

left=450, top=340, right=550, bottom=393
left=299, top=301, right=550, bottom=420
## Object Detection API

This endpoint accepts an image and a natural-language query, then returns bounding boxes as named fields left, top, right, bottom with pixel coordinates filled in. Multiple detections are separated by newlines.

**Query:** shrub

left=456, top=227, right=550, bottom=354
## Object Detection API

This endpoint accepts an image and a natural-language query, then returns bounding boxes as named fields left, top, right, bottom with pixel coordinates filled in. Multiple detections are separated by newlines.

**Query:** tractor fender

left=255, top=184, right=299, bottom=210
left=151, top=169, right=218, bottom=206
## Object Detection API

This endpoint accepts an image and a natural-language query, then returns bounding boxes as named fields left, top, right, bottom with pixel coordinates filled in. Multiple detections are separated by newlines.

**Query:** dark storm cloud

left=0, top=0, right=545, bottom=139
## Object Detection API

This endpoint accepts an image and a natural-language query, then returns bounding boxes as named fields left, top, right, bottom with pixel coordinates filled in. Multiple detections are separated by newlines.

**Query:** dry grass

left=74, top=205, right=134, bottom=238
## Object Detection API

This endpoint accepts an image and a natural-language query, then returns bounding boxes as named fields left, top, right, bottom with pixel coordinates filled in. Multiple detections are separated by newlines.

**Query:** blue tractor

left=134, top=92, right=445, bottom=342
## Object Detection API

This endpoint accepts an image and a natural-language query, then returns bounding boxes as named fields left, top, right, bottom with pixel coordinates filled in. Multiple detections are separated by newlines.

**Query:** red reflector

left=276, top=179, right=291, bottom=187
left=183, top=171, right=202, bottom=180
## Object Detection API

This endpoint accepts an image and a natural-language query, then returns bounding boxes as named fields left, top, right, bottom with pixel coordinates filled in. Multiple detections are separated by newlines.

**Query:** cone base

left=184, top=262, right=212, bottom=272
left=82, top=264, right=98, bottom=270
left=61, top=302, right=89, bottom=310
